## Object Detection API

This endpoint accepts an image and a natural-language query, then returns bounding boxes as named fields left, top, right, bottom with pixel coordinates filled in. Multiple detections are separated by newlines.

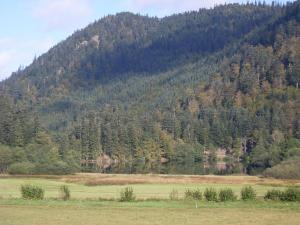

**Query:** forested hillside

left=0, top=1, right=299, bottom=177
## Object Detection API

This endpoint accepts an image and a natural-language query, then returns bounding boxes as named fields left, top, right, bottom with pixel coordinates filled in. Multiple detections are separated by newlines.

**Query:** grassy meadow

left=1, top=202, right=300, bottom=225
left=0, top=173, right=298, bottom=200
left=0, top=174, right=300, bottom=225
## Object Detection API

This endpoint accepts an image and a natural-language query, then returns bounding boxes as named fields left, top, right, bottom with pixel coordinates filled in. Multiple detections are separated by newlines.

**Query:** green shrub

left=280, top=188, right=300, bottom=202
left=263, top=157, right=300, bottom=180
left=169, top=189, right=179, bottom=200
left=184, top=189, right=202, bottom=200
left=264, top=189, right=283, bottom=201
left=219, top=188, right=237, bottom=202
left=191, top=189, right=202, bottom=200
left=204, top=188, right=218, bottom=201
left=60, top=185, right=70, bottom=201
left=21, top=185, right=44, bottom=200
left=8, top=162, right=34, bottom=175
left=241, top=186, right=256, bottom=201
left=184, top=189, right=193, bottom=200
left=120, top=187, right=135, bottom=202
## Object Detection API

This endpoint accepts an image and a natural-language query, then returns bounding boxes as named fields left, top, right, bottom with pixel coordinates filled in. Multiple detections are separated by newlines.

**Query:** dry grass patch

left=2, top=173, right=299, bottom=186
left=59, top=173, right=300, bottom=187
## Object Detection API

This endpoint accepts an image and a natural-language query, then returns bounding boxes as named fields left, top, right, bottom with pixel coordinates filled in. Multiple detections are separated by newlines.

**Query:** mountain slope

left=4, top=4, right=283, bottom=93
left=1, top=1, right=300, bottom=176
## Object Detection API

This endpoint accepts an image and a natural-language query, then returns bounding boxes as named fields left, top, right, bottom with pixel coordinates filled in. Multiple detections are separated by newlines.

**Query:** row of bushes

left=20, top=185, right=300, bottom=202
left=20, top=184, right=135, bottom=202
left=182, top=186, right=255, bottom=201
left=183, top=186, right=300, bottom=202
left=169, top=186, right=255, bottom=201
left=21, top=185, right=70, bottom=200
left=264, top=188, right=300, bottom=201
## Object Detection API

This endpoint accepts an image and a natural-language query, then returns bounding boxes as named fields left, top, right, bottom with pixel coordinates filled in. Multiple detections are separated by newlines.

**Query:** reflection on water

left=103, top=160, right=243, bottom=175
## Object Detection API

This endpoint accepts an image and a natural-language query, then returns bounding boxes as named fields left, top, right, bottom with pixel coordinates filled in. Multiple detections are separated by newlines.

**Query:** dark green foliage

left=120, top=187, right=136, bottom=202
left=264, top=189, right=283, bottom=201
left=219, top=188, right=237, bottom=202
left=263, top=157, right=300, bottom=179
left=173, top=144, right=198, bottom=163
left=280, top=188, right=300, bottom=202
left=0, top=95, right=79, bottom=175
left=33, top=161, right=76, bottom=175
left=0, top=145, right=13, bottom=173
left=204, top=188, right=218, bottom=201
left=60, top=185, right=71, bottom=201
left=264, top=188, right=300, bottom=202
left=184, top=189, right=202, bottom=200
left=21, top=185, right=44, bottom=200
left=241, top=186, right=256, bottom=201
left=8, top=162, right=34, bottom=175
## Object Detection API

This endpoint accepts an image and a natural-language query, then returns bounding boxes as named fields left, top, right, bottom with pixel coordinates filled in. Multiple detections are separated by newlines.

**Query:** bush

left=280, top=188, right=300, bottom=202
left=59, top=185, right=70, bottom=201
left=184, top=189, right=193, bottom=199
left=204, top=188, right=218, bottom=201
left=184, top=189, right=202, bottom=200
left=8, top=162, right=34, bottom=175
left=264, top=189, right=283, bottom=201
left=219, top=188, right=237, bottom=202
left=21, top=185, right=44, bottom=200
left=120, top=187, right=135, bottom=202
left=241, top=186, right=256, bottom=201
left=264, top=157, right=300, bottom=180
left=169, top=189, right=179, bottom=200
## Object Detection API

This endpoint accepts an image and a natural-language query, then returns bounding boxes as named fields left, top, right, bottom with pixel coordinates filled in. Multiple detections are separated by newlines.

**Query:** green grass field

left=0, top=174, right=299, bottom=225
left=0, top=174, right=298, bottom=200
left=0, top=177, right=288, bottom=199
left=1, top=199, right=300, bottom=225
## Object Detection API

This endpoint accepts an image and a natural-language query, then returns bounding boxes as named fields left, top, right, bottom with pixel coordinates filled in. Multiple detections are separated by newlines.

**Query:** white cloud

left=32, top=0, right=93, bottom=31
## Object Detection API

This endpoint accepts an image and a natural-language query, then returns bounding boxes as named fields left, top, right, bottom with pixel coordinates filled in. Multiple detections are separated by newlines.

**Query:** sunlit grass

left=0, top=175, right=294, bottom=200
left=0, top=201, right=299, bottom=225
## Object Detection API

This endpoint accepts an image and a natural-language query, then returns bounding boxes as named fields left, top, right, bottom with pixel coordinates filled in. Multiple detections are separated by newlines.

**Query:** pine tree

left=10, top=116, right=25, bottom=147
left=87, top=113, right=101, bottom=160
left=127, top=124, right=139, bottom=156
left=0, top=96, right=13, bottom=145
left=101, top=122, right=113, bottom=156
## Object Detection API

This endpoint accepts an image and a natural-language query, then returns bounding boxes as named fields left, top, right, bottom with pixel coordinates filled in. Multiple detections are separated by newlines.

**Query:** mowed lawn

left=1, top=201, right=300, bottom=225
left=0, top=174, right=298, bottom=200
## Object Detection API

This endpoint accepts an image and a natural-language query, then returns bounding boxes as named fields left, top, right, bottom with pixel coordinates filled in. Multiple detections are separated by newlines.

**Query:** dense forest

left=0, top=1, right=300, bottom=178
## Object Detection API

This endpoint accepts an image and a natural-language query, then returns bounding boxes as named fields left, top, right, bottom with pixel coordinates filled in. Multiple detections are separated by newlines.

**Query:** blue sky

left=0, top=0, right=293, bottom=80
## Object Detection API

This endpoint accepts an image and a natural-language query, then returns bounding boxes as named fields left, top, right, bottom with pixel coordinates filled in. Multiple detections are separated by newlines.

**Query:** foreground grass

left=0, top=199, right=299, bottom=225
